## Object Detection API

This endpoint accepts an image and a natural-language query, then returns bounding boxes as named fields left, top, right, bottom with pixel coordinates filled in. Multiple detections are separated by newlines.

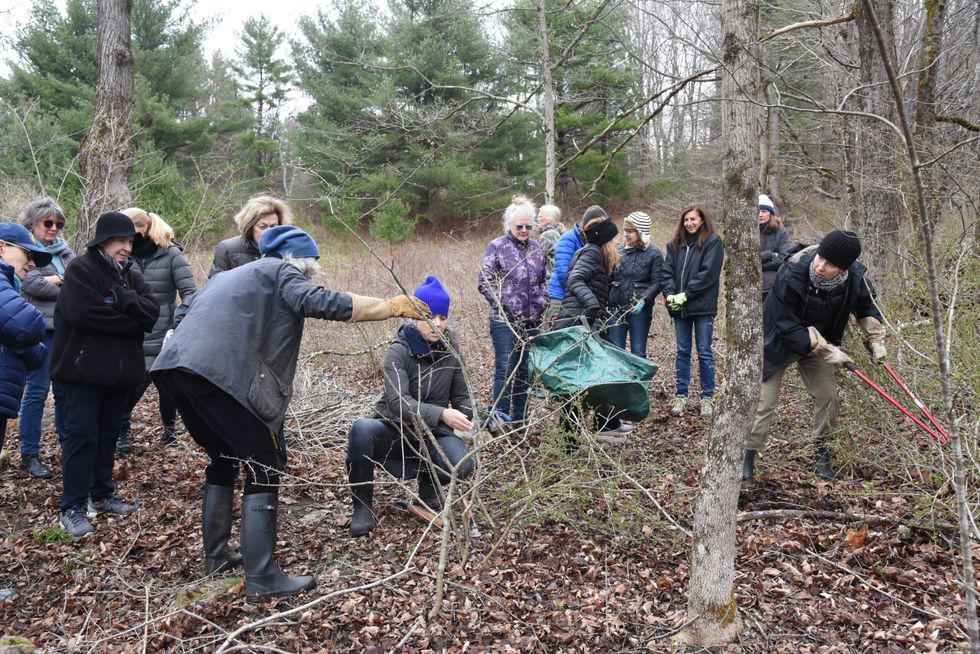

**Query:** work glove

left=631, top=299, right=646, bottom=315
left=348, top=293, right=430, bottom=321
left=858, top=316, right=887, bottom=362
left=666, top=292, right=687, bottom=311
left=808, top=326, right=853, bottom=367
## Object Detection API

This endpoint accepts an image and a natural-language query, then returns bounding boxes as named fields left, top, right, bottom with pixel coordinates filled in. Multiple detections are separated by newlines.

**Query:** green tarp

left=528, top=325, right=659, bottom=422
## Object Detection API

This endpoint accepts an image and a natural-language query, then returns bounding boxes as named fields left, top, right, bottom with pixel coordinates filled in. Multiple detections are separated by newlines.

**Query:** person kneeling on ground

left=744, top=229, right=886, bottom=481
left=152, top=225, right=428, bottom=602
left=347, top=275, right=475, bottom=537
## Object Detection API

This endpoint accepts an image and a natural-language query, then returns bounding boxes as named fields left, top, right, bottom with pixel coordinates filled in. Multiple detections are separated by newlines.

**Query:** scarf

left=97, top=248, right=125, bottom=275
left=32, top=235, right=70, bottom=276
left=808, top=259, right=849, bottom=292
left=403, top=325, right=447, bottom=359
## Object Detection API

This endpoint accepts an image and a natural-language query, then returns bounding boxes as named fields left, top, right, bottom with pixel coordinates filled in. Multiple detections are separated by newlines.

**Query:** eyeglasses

left=18, top=246, right=34, bottom=262
left=42, top=219, right=65, bottom=230
left=514, top=224, right=533, bottom=231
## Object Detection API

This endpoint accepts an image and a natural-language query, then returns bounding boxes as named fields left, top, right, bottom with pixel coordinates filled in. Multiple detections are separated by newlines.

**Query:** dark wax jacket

left=661, top=232, right=724, bottom=318
left=608, top=244, right=664, bottom=309
left=153, top=258, right=354, bottom=430
left=51, top=252, right=160, bottom=388
left=554, top=244, right=611, bottom=330
left=0, top=263, right=47, bottom=418
left=759, top=224, right=792, bottom=294
left=373, top=325, right=474, bottom=430
left=762, top=248, right=882, bottom=380
left=209, top=235, right=259, bottom=278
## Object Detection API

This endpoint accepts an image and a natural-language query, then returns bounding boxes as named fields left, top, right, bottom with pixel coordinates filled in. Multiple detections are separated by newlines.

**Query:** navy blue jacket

left=609, top=244, right=664, bottom=308
left=661, top=232, right=724, bottom=318
left=762, top=249, right=882, bottom=380
left=0, top=263, right=47, bottom=418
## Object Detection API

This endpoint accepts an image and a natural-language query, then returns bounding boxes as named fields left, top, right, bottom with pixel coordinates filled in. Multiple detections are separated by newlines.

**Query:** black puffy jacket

left=661, top=232, right=724, bottom=318
left=554, top=244, right=610, bottom=329
left=608, top=244, right=664, bottom=309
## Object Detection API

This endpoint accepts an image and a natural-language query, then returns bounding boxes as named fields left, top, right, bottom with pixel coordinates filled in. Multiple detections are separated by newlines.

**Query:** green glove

left=631, top=299, right=646, bottom=315
left=666, top=292, right=688, bottom=311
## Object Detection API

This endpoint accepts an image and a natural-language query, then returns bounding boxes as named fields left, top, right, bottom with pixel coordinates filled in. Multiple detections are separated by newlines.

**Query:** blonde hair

left=233, top=195, right=293, bottom=239
left=501, top=195, right=537, bottom=233
left=120, top=207, right=175, bottom=248
left=582, top=215, right=620, bottom=275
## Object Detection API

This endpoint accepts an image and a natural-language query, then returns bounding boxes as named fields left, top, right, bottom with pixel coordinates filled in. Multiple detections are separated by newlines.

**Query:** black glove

left=112, top=285, right=141, bottom=315
left=760, top=250, right=775, bottom=263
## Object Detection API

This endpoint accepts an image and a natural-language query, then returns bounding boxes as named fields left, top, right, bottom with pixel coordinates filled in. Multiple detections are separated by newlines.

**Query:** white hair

left=501, top=195, right=538, bottom=233
left=538, top=204, right=561, bottom=224
left=283, top=254, right=322, bottom=279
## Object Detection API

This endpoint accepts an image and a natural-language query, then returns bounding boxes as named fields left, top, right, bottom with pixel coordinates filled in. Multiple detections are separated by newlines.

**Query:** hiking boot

left=670, top=396, right=687, bottom=416
left=60, top=506, right=94, bottom=539
left=116, top=424, right=132, bottom=455
left=162, top=424, right=178, bottom=447
left=700, top=398, right=714, bottom=417
left=22, top=454, right=52, bottom=479
left=87, top=496, right=138, bottom=517
left=742, top=450, right=756, bottom=480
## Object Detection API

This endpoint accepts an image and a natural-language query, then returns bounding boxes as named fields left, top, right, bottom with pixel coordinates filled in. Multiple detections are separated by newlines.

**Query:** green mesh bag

left=528, top=325, right=659, bottom=422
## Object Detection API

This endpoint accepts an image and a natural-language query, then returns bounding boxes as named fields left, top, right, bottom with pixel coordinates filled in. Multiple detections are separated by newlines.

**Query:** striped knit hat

left=624, top=211, right=651, bottom=246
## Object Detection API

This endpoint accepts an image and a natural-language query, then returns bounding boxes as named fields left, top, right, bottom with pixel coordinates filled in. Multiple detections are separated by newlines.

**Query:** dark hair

left=671, top=204, right=717, bottom=251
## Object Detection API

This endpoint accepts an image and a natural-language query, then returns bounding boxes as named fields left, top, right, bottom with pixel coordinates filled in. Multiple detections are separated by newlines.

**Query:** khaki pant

left=746, top=352, right=839, bottom=451
left=541, top=298, right=562, bottom=330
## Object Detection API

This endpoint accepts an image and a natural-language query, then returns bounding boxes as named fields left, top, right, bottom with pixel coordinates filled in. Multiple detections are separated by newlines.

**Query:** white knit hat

left=758, top=194, right=776, bottom=215
left=624, top=211, right=651, bottom=245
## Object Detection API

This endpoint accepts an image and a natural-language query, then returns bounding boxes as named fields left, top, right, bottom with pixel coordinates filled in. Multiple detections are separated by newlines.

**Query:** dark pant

left=59, top=383, right=131, bottom=511
left=489, top=319, right=538, bottom=421
left=153, top=369, right=283, bottom=494
left=125, top=370, right=178, bottom=429
left=346, top=418, right=474, bottom=486
left=606, top=306, right=653, bottom=358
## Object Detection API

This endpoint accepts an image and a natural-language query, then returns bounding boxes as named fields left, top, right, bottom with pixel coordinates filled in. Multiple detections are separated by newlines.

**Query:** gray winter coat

left=152, top=258, right=354, bottom=430
left=760, top=225, right=792, bottom=294
left=131, top=243, right=196, bottom=368
left=373, top=325, right=474, bottom=429
left=21, top=248, right=76, bottom=330
left=209, top=235, right=259, bottom=278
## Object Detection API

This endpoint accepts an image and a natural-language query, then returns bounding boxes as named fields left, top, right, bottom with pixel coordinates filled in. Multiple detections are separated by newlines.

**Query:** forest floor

left=0, top=231, right=972, bottom=653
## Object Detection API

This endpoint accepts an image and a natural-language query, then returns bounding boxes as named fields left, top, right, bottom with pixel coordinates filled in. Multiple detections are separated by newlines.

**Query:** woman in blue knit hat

left=346, top=275, right=475, bottom=537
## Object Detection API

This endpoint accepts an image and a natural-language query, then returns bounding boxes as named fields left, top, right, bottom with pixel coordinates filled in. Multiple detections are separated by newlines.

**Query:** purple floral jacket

left=478, top=233, right=547, bottom=325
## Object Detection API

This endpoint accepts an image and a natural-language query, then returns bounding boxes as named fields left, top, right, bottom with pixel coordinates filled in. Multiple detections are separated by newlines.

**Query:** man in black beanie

left=743, top=229, right=887, bottom=481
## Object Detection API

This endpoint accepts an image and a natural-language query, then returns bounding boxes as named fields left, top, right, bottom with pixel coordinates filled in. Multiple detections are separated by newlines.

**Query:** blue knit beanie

left=413, top=275, right=451, bottom=317
left=259, top=225, right=320, bottom=259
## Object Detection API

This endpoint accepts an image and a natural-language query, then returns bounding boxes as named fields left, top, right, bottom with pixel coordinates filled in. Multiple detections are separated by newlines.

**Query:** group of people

left=0, top=190, right=889, bottom=604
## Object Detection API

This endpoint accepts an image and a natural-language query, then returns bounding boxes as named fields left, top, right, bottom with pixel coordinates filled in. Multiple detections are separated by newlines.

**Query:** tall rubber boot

left=347, top=461, right=377, bottom=537
left=742, top=450, right=756, bottom=481
left=417, top=469, right=443, bottom=512
left=241, top=492, right=316, bottom=603
left=202, top=484, right=243, bottom=575
left=813, top=445, right=836, bottom=481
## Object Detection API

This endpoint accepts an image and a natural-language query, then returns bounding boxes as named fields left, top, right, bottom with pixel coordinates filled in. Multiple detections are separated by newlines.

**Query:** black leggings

left=152, top=369, right=283, bottom=494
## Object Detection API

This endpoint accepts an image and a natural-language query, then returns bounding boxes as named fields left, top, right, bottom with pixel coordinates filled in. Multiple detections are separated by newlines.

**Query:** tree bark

left=76, top=0, right=135, bottom=247
left=535, top=0, right=557, bottom=205
left=675, top=0, right=761, bottom=645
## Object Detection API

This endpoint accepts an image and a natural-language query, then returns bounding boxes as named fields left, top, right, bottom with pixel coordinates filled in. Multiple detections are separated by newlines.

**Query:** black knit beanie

left=817, top=230, right=861, bottom=270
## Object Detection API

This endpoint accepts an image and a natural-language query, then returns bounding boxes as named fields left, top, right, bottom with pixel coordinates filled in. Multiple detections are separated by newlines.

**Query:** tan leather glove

left=858, top=316, right=887, bottom=361
left=808, top=326, right=853, bottom=366
left=348, top=293, right=430, bottom=322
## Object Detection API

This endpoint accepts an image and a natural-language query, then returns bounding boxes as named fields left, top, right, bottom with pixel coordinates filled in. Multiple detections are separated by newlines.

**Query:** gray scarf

left=808, top=259, right=848, bottom=292
left=97, top=248, right=125, bottom=274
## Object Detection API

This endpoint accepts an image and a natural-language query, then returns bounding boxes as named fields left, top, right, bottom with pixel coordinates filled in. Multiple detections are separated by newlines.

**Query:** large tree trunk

left=536, top=0, right=557, bottom=204
left=853, top=0, right=900, bottom=272
left=675, top=0, right=761, bottom=644
left=76, top=0, right=135, bottom=247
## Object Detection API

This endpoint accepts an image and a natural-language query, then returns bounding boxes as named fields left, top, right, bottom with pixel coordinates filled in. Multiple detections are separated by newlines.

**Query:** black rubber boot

left=418, top=470, right=443, bottom=512
left=202, top=484, right=243, bottom=575
left=813, top=445, right=836, bottom=481
left=241, top=492, right=316, bottom=603
left=742, top=450, right=756, bottom=481
left=347, top=461, right=377, bottom=537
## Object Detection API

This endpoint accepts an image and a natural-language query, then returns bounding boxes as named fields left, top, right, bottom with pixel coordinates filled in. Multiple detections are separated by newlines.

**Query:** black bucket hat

left=86, top=211, right=137, bottom=249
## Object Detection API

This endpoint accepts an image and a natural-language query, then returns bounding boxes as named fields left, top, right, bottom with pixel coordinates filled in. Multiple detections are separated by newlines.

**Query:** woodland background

left=0, top=0, right=977, bottom=651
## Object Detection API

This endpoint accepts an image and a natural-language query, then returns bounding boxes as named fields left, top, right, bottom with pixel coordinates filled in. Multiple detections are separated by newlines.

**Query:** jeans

left=19, top=331, right=66, bottom=455
left=606, top=306, right=653, bottom=358
left=59, top=383, right=131, bottom=511
left=489, top=319, right=537, bottom=421
left=673, top=315, right=716, bottom=398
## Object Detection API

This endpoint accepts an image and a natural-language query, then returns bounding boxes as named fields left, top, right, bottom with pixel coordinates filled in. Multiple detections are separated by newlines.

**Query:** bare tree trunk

left=853, top=0, right=901, bottom=271
left=76, top=0, right=134, bottom=247
left=676, top=0, right=761, bottom=644
left=759, top=67, right=780, bottom=201
left=859, top=0, right=978, bottom=650
left=536, top=0, right=557, bottom=204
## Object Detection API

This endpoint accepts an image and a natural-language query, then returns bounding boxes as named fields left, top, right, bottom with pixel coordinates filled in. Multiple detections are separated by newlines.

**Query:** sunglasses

left=42, top=219, right=66, bottom=230
left=514, top=224, right=533, bottom=231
